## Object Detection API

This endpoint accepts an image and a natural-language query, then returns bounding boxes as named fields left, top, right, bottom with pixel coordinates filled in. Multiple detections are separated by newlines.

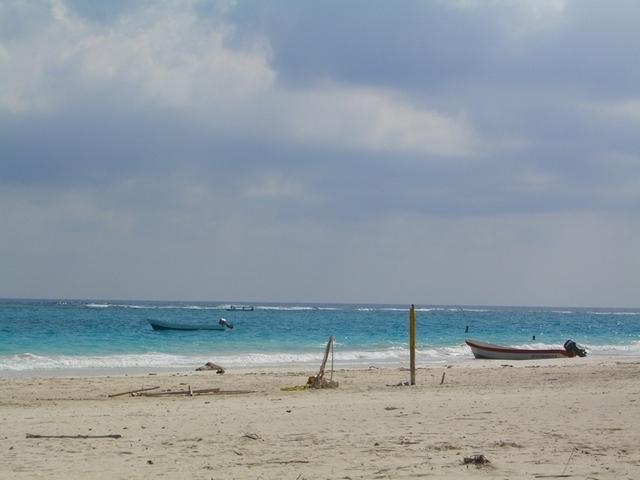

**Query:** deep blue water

left=1, top=299, right=639, bottom=372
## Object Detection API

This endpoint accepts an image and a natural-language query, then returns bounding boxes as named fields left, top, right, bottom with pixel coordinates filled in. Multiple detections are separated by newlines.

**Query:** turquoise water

left=1, top=299, right=639, bottom=373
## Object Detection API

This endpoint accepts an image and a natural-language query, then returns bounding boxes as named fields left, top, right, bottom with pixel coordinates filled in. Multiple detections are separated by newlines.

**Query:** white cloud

left=244, top=173, right=305, bottom=199
left=443, top=0, right=566, bottom=35
left=513, top=168, right=561, bottom=194
left=580, top=98, right=640, bottom=135
left=74, top=12, right=275, bottom=107
left=0, top=1, right=511, bottom=158
left=277, top=86, right=483, bottom=157
left=591, top=99, right=640, bottom=122
left=0, top=0, right=275, bottom=113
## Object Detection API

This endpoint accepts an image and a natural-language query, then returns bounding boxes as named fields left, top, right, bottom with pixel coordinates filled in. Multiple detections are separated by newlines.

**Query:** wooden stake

left=409, top=304, right=416, bottom=385
left=440, top=371, right=446, bottom=385
left=313, top=336, right=334, bottom=388
left=561, top=448, right=576, bottom=476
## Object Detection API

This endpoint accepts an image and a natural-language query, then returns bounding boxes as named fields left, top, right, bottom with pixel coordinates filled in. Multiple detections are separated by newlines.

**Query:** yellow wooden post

left=409, top=304, right=416, bottom=385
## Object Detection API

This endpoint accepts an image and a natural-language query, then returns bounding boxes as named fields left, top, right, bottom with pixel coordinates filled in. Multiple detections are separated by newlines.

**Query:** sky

left=1, top=0, right=639, bottom=307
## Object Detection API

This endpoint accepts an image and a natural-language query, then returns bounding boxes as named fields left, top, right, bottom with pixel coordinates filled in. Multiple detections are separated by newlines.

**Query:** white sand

left=2, top=358, right=640, bottom=479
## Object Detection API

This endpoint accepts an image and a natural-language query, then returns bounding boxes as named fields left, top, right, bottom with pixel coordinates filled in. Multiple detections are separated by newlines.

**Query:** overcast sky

left=1, top=0, right=639, bottom=307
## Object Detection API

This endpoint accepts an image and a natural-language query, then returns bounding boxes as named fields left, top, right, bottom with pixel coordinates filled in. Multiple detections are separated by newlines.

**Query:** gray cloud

left=1, top=0, right=639, bottom=305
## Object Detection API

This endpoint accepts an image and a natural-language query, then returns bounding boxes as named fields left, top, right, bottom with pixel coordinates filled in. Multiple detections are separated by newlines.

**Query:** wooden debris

left=386, top=381, right=409, bottom=387
left=242, top=433, right=262, bottom=440
left=533, top=476, right=573, bottom=478
left=440, top=371, right=446, bottom=385
left=137, top=388, right=255, bottom=397
left=306, top=375, right=338, bottom=389
left=196, top=362, right=225, bottom=374
left=561, top=448, right=577, bottom=476
left=138, top=388, right=220, bottom=397
left=283, top=336, right=339, bottom=391
left=310, top=336, right=338, bottom=389
left=108, top=386, right=159, bottom=397
left=213, top=390, right=256, bottom=395
left=243, top=459, right=310, bottom=465
left=463, top=454, right=490, bottom=466
left=26, top=433, right=122, bottom=439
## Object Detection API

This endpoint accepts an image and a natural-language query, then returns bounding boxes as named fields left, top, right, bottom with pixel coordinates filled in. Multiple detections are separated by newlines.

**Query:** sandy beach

left=2, top=358, right=640, bottom=479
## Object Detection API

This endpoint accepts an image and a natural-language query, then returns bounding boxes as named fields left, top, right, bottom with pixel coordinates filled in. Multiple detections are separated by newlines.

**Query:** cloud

left=584, top=99, right=640, bottom=123
left=278, top=86, right=481, bottom=157
left=243, top=173, right=305, bottom=199
left=0, top=0, right=274, bottom=114
left=2, top=182, right=639, bottom=306
left=0, top=0, right=503, bottom=162
left=2, top=0, right=640, bottom=305
left=443, top=0, right=567, bottom=31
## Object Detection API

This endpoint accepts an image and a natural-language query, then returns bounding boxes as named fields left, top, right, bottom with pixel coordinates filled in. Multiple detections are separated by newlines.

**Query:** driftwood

left=310, top=336, right=338, bottom=389
left=210, top=390, right=256, bottom=395
left=108, top=386, right=159, bottom=397
left=26, top=433, right=121, bottom=439
left=137, top=388, right=255, bottom=397
left=282, top=336, right=339, bottom=391
left=244, top=460, right=310, bottom=466
left=533, top=476, right=573, bottom=479
left=561, top=448, right=577, bottom=476
left=196, top=362, right=225, bottom=374
left=139, top=387, right=220, bottom=397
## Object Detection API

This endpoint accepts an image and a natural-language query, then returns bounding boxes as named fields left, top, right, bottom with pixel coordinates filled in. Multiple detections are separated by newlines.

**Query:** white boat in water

left=465, top=339, right=586, bottom=360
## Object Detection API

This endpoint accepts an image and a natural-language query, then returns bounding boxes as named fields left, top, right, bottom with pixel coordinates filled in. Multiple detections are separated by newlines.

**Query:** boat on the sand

left=465, top=339, right=586, bottom=360
left=148, top=318, right=233, bottom=331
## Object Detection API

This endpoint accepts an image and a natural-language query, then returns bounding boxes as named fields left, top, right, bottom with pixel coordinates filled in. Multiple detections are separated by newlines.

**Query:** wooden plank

left=26, top=433, right=122, bottom=439
left=108, top=386, right=159, bottom=397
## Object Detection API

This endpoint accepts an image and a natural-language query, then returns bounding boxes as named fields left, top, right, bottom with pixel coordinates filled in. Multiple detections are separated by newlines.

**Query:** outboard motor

left=564, top=339, right=586, bottom=357
left=219, top=318, right=234, bottom=329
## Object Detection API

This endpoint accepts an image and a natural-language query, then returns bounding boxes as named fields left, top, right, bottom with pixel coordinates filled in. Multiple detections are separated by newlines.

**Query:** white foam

left=0, top=344, right=477, bottom=372
left=587, top=311, right=640, bottom=316
left=255, top=306, right=315, bottom=311
left=85, top=303, right=225, bottom=310
left=4, top=341, right=639, bottom=372
left=585, top=342, right=640, bottom=356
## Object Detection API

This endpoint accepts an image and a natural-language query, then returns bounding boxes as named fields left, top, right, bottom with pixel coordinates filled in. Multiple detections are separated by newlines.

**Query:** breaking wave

left=0, top=345, right=472, bottom=372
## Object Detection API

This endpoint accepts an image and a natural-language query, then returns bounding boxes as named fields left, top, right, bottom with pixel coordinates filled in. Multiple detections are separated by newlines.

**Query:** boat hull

left=148, top=319, right=227, bottom=331
left=465, top=339, right=572, bottom=360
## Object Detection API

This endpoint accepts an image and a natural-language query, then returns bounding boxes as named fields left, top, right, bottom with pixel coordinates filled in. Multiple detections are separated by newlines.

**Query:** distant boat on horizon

left=225, top=305, right=254, bottom=311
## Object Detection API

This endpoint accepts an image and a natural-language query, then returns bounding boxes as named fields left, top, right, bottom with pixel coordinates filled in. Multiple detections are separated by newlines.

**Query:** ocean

left=1, top=299, right=639, bottom=375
